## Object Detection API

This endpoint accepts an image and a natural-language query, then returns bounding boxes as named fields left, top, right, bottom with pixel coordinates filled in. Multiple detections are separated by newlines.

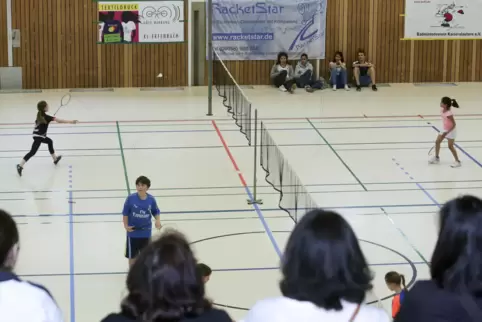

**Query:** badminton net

left=213, top=48, right=252, bottom=145
left=260, top=121, right=318, bottom=223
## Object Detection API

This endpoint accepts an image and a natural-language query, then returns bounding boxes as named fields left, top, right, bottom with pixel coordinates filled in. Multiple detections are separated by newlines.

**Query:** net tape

left=213, top=49, right=252, bottom=145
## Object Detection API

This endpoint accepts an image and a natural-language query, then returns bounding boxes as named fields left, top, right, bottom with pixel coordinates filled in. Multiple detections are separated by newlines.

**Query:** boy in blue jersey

left=123, top=176, right=161, bottom=266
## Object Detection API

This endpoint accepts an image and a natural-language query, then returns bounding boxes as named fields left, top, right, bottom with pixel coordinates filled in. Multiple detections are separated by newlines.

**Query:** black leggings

left=272, top=70, right=295, bottom=89
left=23, top=136, right=55, bottom=162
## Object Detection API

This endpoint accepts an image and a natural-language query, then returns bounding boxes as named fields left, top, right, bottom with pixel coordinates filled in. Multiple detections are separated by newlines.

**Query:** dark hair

left=135, top=176, right=151, bottom=188
left=431, top=195, right=482, bottom=294
left=196, top=263, right=212, bottom=278
left=300, top=53, right=308, bottom=59
left=36, top=101, right=47, bottom=124
left=0, top=209, right=19, bottom=269
left=357, top=49, right=366, bottom=55
left=441, top=96, right=460, bottom=109
left=333, top=51, right=345, bottom=63
left=276, top=52, right=288, bottom=65
left=280, top=209, right=372, bottom=310
left=385, top=271, right=407, bottom=289
left=122, top=11, right=140, bottom=24
left=121, top=230, right=211, bottom=321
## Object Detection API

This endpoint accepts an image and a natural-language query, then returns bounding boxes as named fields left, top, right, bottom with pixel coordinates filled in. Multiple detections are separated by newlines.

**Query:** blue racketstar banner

left=210, top=0, right=327, bottom=60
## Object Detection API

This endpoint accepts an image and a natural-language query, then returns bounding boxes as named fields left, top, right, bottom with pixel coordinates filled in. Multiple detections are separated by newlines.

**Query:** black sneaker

left=16, top=164, right=23, bottom=176
left=54, top=156, right=62, bottom=165
left=356, top=85, right=361, bottom=92
left=372, top=84, right=378, bottom=91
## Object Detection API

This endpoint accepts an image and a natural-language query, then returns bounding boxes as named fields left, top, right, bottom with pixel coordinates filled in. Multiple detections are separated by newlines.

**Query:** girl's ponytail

left=36, top=101, right=47, bottom=124
left=451, top=99, right=460, bottom=108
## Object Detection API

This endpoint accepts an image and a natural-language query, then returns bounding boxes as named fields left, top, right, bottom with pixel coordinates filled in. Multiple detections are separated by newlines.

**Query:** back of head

left=431, top=195, right=482, bottom=294
left=121, top=230, right=209, bottom=321
left=280, top=209, right=372, bottom=310
left=0, top=209, right=19, bottom=270
left=441, top=96, right=460, bottom=109
left=36, top=101, right=48, bottom=124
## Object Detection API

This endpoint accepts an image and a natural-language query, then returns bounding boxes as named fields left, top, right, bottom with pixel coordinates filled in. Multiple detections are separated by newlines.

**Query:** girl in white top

left=429, top=96, right=461, bottom=168
left=240, top=209, right=390, bottom=322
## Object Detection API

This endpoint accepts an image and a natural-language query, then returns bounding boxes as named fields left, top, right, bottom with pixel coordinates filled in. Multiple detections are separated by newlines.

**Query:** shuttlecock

left=157, top=73, right=163, bottom=78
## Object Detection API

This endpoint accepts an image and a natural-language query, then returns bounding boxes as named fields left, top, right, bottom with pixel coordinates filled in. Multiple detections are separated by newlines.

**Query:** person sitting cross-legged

left=353, top=49, right=377, bottom=92
left=294, top=53, right=323, bottom=93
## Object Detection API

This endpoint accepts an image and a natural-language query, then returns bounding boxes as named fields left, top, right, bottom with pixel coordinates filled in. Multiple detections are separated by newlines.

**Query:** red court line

left=2, top=113, right=482, bottom=126
left=212, top=120, right=248, bottom=187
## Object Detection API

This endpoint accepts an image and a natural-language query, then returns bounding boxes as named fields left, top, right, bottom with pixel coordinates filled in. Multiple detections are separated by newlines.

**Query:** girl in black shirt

left=16, top=100, right=78, bottom=176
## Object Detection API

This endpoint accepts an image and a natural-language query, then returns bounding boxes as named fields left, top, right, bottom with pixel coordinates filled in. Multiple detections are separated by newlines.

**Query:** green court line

left=116, top=121, right=131, bottom=194
left=306, top=118, right=367, bottom=191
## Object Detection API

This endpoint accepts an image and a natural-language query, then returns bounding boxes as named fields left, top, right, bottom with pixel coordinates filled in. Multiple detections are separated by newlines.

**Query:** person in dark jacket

left=100, top=230, right=232, bottom=322
left=395, top=195, right=482, bottom=322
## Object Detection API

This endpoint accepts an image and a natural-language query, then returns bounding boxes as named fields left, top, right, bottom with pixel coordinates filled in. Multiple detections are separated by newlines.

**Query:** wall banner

left=210, top=0, right=327, bottom=60
left=98, top=1, right=184, bottom=44
left=404, top=0, right=482, bottom=39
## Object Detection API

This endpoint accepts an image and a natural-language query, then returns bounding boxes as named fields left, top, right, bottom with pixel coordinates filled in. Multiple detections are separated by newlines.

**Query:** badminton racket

left=53, top=93, right=72, bottom=116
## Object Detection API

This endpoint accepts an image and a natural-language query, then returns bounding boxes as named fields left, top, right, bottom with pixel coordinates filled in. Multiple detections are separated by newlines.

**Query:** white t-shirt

left=240, top=296, right=390, bottom=322
left=99, top=22, right=105, bottom=42
left=122, top=21, right=136, bottom=42
left=0, top=271, right=64, bottom=322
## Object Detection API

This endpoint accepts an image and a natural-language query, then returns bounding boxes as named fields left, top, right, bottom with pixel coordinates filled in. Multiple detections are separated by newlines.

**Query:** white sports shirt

left=0, top=271, right=64, bottom=322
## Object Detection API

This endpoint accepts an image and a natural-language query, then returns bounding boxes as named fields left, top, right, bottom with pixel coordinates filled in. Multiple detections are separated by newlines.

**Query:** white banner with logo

left=210, top=0, right=327, bottom=60
left=404, top=0, right=482, bottom=39
left=98, top=1, right=184, bottom=44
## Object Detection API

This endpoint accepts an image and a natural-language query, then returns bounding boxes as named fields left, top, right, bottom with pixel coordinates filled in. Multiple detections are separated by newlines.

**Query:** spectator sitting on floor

left=240, top=209, right=390, bottom=322
left=329, top=51, right=350, bottom=91
left=197, top=263, right=212, bottom=284
left=294, top=53, right=323, bottom=93
left=353, top=49, right=377, bottom=92
left=270, top=52, right=296, bottom=93
left=100, top=230, right=233, bottom=322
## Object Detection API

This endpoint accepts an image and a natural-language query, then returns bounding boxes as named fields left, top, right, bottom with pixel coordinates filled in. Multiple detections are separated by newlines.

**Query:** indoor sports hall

left=1, top=81, right=482, bottom=321
left=1, top=0, right=482, bottom=321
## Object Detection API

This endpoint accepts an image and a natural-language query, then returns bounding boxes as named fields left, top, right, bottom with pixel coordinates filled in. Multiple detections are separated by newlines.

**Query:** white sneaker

left=279, top=85, right=287, bottom=92
left=429, top=156, right=440, bottom=164
left=345, top=85, right=350, bottom=91
left=333, top=85, right=337, bottom=91
left=450, top=161, right=461, bottom=168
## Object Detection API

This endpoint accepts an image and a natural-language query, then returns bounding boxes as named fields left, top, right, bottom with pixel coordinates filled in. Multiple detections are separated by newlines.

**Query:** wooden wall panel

left=209, top=0, right=482, bottom=85
left=10, top=0, right=187, bottom=89
left=0, top=0, right=7, bottom=68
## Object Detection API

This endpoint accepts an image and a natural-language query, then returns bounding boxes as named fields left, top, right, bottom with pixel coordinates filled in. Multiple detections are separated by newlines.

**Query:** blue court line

left=4, top=183, right=482, bottom=202
left=0, top=125, right=431, bottom=137
left=3, top=140, right=482, bottom=155
left=392, top=158, right=441, bottom=208
left=17, top=260, right=428, bottom=278
left=427, top=123, right=482, bottom=168
left=212, top=120, right=283, bottom=258
left=68, top=166, right=76, bottom=322
left=4, top=144, right=482, bottom=159
left=4, top=178, right=482, bottom=195
left=9, top=203, right=439, bottom=218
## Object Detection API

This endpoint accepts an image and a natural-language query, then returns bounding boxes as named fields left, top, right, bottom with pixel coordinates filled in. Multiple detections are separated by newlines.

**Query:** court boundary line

left=419, top=115, right=482, bottom=168
left=212, top=120, right=283, bottom=258
left=2, top=112, right=482, bottom=126
left=68, top=166, right=76, bottom=322
left=307, top=118, right=367, bottom=191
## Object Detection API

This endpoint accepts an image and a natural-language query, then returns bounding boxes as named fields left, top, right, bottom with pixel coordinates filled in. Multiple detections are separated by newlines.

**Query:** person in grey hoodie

left=270, top=52, right=296, bottom=93
left=294, top=53, right=323, bottom=92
